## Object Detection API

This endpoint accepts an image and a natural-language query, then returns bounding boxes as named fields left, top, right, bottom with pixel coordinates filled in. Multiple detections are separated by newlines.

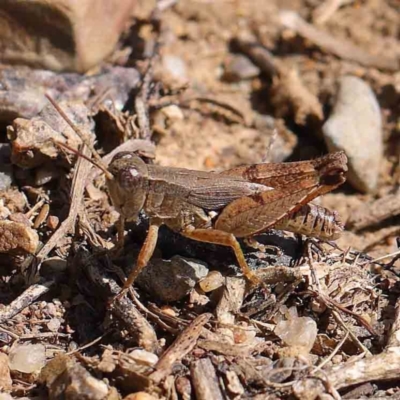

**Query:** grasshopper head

left=107, top=152, right=149, bottom=221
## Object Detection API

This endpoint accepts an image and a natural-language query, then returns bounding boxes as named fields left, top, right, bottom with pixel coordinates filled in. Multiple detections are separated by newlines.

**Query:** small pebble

left=8, top=343, right=46, bottom=374
left=161, top=105, right=184, bottom=122
left=162, top=55, right=188, bottom=82
left=0, top=170, right=12, bottom=191
left=323, top=75, right=382, bottom=193
left=128, top=349, right=158, bottom=366
left=198, top=270, right=224, bottom=292
left=46, top=215, right=60, bottom=230
left=35, top=165, right=59, bottom=186
left=47, top=318, right=61, bottom=332
left=0, top=199, right=11, bottom=220
left=137, top=255, right=209, bottom=302
left=223, top=54, right=260, bottom=82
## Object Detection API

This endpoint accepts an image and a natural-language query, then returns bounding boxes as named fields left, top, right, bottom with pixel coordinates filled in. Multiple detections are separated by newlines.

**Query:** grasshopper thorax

left=107, top=152, right=149, bottom=221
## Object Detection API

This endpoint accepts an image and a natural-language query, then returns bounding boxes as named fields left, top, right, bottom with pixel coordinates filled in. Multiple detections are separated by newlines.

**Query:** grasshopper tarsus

left=244, top=237, right=283, bottom=256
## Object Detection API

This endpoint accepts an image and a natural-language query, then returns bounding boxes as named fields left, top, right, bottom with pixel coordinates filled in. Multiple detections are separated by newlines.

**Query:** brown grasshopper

left=47, top=96, right=347, bottom=300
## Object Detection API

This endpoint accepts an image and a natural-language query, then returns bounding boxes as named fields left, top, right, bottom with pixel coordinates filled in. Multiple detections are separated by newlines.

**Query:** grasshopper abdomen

left=274, top=203, right=343, bottom=240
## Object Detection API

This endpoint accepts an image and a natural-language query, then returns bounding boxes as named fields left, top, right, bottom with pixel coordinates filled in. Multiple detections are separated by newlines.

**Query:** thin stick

left=54, top=140, right=113, bottom=179
left=312, top=331, right=349, bottom=373
left=368, top=249, right=400, bottom=264
left=0, top=280, right=55, bottom=324
left=45, top=94, right=112, bottom=179
left=34, top=145, right=93, bottom=271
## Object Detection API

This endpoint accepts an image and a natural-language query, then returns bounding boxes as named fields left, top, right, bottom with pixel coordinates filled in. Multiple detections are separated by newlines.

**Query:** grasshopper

left=47, top=96, right=347, bottom=299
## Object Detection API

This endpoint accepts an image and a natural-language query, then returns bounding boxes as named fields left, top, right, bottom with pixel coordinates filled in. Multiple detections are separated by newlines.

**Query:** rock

left=0, top=171, right=12, bottom=192
left=8, top=343, right=46, bottom=374
left=0, top=144, right=12, bottom=191
left=0, top=0, right=137, bottom=72
left=222, top=54, right=260, bottom=82
left=0, top=220, right=39, bottom=254
left=0, top=352, right=12, bottom=391
left=40, top=355, right=112, bottom=400
left=323, top=76, right=382, bottom=193
left=0, top=66, right=140, bottom=122
left=128, top=349, right=158, bottom=366
left=137, top=255, right=209, bottom=302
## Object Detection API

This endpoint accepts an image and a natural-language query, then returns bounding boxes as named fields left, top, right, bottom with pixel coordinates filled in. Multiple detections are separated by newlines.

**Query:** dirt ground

left=2, top=0, right=400, bottom=399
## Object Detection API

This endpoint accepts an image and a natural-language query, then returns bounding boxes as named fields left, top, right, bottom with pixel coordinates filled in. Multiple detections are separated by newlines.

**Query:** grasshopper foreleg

left=114, top=220, right=161, bottom=301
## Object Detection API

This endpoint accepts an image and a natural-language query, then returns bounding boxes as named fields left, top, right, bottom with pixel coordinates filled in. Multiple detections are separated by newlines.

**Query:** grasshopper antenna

left=54, top=140, right=113, bottom=179
left=45, top=94, right=113, bottom=180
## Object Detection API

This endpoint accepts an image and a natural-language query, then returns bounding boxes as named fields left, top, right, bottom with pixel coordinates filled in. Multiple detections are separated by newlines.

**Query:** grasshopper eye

left=119, top=166, right=143, bottom=188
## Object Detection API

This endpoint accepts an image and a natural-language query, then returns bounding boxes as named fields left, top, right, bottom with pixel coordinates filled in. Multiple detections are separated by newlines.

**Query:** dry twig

left=0, top=280, right=54, bottom=324
left=279, top=10, right=399, bottom=71
left=347, top=190, right=400, bottom=231
left=312, top=0, right=354, bottom=25
left=149, top=313, right=212, bottom=384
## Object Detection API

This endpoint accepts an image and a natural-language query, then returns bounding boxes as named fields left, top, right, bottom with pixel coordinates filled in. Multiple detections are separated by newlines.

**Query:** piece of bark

left=215, top=276, right=246, bottom=326
left=191, top=358, right=224, bottom=400
left=149, top=313, right=212, bottom=384
left=108, top=281, right=159, bottom=353
left=0, top=0, right=137, bottom=72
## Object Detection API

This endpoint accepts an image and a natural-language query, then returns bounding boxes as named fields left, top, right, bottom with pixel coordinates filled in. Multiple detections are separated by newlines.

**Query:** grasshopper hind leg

left=182, top=228, right=264, bottom=288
